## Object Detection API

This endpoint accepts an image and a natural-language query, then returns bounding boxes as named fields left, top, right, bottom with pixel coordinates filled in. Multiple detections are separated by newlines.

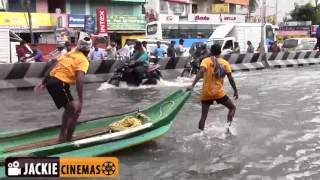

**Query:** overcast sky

left=253, top=0, right=312, bottom=22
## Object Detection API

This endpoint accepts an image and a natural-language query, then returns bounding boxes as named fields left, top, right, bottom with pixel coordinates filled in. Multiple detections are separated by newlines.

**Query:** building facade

left=0, top=0, right=146, bottom=47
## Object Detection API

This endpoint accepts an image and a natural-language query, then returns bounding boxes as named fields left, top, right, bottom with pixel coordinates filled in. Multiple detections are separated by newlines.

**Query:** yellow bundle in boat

left=110, top=116, right=142, bottom=132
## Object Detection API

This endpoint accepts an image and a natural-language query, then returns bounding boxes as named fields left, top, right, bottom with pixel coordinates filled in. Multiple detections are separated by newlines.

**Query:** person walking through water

left=34, top=34, right=92, bottom=142
left=187, top=44, right=238, bottom=130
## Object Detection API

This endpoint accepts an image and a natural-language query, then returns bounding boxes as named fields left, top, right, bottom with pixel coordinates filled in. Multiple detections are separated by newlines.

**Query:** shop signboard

left=188, top=14, right=246, bottom=23
left=224, top=0, right=249, bottom=6
left=212, top=3, right=230, bottom=13
left=85, top=15, right=95, bottom=33
left=68, top=15, right=85, bottom=28
left=0, top=12, right=53, bottom=29
left=159, top=14, right=179, bottom=23
left=96, top=8, right=107, bottom=35
left=108, top=16, right=145, bottom=31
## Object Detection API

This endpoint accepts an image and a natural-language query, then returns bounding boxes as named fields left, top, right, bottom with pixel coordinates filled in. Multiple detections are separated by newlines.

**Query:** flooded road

left=1, top=66, right=320, bottom=180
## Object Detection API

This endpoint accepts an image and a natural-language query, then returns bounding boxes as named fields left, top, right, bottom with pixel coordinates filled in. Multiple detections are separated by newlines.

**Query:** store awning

left=10, top=29, right=56, bottom=33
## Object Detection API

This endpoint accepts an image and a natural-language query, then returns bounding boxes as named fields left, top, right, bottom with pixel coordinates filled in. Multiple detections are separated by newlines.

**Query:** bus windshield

left=146, top=22, right=223, bottom=48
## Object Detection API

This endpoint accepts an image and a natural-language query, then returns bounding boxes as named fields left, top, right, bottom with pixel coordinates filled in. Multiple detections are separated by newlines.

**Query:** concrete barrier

left=0, top=51, right=319, bottom=89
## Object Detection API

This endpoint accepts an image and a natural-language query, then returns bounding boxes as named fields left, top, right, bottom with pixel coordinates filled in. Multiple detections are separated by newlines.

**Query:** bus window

left=179, top=24, right=196, bottom=38
left=196, top=24, right=213, bottom=38
left=162, top=24, right=178, bottom=39
left=147, top=24, right=158, bottom=35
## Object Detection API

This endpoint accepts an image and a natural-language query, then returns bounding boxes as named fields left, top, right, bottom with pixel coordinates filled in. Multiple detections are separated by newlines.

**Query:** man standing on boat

left=34, top=33, right=92, bottom=142
left=187, top=44, right=238, bottom=130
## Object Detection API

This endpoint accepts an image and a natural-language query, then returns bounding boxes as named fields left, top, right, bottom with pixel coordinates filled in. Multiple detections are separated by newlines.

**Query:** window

left=162, top=24, right=178, bottom=39
left=160, top=1, right=168, bottom=14
left=70, top=0, right=85, bottom=14
left=179, top=24, right=196, bottom=38
left=8, top=0, right=36, bottom=12
left=223, top=40, right=233, bottom=50
left=282, top=39, right=298, bottom=49
left=192, top=4, right=197, bottom=13
left=147, top=24, right=158, bottom=35
left=168, top=2, right=187, bottom=16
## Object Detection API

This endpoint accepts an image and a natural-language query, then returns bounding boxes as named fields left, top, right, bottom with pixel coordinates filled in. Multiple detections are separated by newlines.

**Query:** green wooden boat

left=0, top=89, right=191, bottom=177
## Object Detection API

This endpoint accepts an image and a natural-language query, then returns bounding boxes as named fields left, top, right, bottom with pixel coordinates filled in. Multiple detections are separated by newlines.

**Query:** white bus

left=146, top=21, right=225, bottom=48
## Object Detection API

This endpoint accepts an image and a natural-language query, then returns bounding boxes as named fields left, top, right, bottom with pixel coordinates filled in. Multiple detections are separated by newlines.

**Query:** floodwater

left=1, top=66, right=320, bottom=180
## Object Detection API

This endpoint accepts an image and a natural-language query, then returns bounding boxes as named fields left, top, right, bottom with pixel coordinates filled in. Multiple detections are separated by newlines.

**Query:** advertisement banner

left=188, top=14, right=246, bottom=23
left=108, top=16, right=145, bottom=31
left=68, top=15, right=85, bottom=28
left=96, top=8, right=107, bottom=35
left=212, top=3, right=230, bottom=13
left=85, top=15, right=95, bottom=33
left=0, top=12, right=53, bottom=29
left=159, top=14, right=179, bottom=23
left=224, top=0, right=249, bottom=6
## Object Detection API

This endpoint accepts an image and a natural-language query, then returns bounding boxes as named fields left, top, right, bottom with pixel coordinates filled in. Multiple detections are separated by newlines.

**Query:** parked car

left=282, top=38, right=317, bottom=52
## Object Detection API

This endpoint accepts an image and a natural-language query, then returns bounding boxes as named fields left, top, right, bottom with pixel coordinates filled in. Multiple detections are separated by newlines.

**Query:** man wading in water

left=34, top=34, right=92, bottom=142
left=187, top=44, right=238, bottom=130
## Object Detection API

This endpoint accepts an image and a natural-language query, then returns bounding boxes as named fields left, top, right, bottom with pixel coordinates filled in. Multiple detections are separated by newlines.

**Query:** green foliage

left=290, top=2, right=320, bottom=24
left=249, top=0, right=259, bottom=13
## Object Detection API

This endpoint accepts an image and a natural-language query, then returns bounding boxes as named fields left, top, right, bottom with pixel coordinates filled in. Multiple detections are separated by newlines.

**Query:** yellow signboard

left=0, top=12, right=53, bottom=29
left=212, top=3, right=230, bottom=13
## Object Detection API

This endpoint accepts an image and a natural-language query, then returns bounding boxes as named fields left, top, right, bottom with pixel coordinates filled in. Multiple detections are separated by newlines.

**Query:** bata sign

left=188, top=14, right=245, bottom=23
left=96, top=8, right=107, bottom=34
left=195, top=15, right=210, bottom=21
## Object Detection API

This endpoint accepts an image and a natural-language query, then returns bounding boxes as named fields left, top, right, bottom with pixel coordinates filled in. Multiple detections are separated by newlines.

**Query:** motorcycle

left=180, top=56, right=201, bottom=77
left=108, top=60, right=162, bottom=87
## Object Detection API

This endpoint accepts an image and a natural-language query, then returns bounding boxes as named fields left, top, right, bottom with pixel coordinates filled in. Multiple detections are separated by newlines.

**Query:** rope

left=159, top=101, right=175, bottom=117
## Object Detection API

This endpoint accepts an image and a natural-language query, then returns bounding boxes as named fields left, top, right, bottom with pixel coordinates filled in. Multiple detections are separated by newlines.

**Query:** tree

left=249, top=0, right=259, bottom=13
left=248, top=0, right=259, bottom=22
left=290, top=3, right=320, bottom=24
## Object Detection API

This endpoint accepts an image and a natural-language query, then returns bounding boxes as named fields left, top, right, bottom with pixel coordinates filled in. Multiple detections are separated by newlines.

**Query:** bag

left=316, top=26, right=320, bottom=38
left=211, top=56, right=226, bottom=78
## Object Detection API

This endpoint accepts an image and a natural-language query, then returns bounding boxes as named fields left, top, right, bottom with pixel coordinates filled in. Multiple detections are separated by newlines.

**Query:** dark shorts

left=202, top=95, right=230, bottom=105
left=46, top=76, right=73, bottom=109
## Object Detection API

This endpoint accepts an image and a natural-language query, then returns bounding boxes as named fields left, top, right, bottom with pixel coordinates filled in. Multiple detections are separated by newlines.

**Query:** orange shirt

left=200, top=57, right=232, bottom=100
left=50, top=50, right=89, bottom=84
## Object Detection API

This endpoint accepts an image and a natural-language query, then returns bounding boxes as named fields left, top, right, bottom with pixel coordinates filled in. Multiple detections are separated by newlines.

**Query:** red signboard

left=96, top=8, right=107, bottom=34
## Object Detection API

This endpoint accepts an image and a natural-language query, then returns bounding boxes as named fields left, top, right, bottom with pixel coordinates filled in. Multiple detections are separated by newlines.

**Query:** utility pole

left=275, top=0, right=278, bottom=25
left=315, top=0, right=319, bottom=19
left=26, top=0, right=34, bottom=44
left=260, top=0, right=269, bottom=68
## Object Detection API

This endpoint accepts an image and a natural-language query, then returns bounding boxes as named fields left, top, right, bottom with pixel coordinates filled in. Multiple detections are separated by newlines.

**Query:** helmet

left=77, top=33, right=92, bottom=51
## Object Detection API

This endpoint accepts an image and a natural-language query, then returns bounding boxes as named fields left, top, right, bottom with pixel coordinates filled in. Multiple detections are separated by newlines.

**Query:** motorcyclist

left=130, top=41, right=150, bottom=85
left=192, top=43, right=209, bottom=73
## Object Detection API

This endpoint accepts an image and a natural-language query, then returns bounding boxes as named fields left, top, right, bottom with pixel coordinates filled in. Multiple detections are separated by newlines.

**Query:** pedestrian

left=47, top=43, right=66, bottom=60
left=153, top=41, right=166, bottom=58
left=65, top=41, right=72, bottom=52
left=175, top=39, right=186, bottom=57
left=34, top=34, right=92, bottom=142
left=247, top=41, right=255, bottom=53
left=16, top=40, right=28, bottom=63
left=89, top=44, right=104, bottom=61
left=268, top=41, right=281, bottom=52
left=142, top=41, right=148, bottom=54
left=233, top=42, right=240, bottom=53
left=187, top=44, right=238, bottom=130
left=28, top=44, right=43, bottom=62
left=167, top=41, right=176, bottom=58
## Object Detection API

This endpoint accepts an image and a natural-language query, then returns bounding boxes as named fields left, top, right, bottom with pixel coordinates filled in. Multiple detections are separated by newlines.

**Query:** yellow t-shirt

left=50, top=50, right=89, bottom=84
left=200, top=57, right=232, bottom=101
